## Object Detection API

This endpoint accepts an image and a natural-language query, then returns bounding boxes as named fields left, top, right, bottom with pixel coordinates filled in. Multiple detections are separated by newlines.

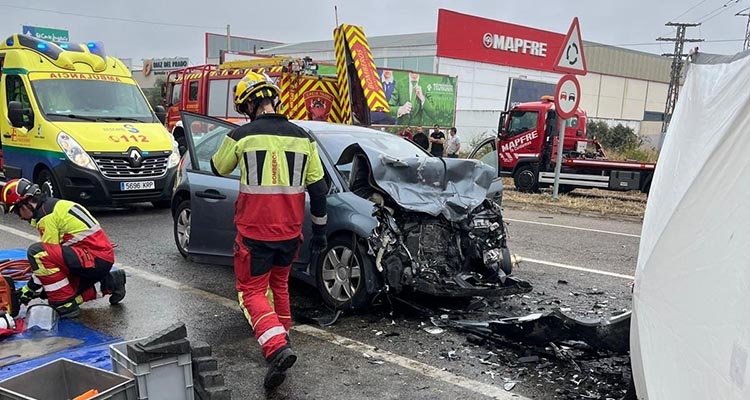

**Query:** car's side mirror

left=154, top=105, right=167, bottom=124
left=8, top=101, right=33, bottom=129
left=498, top=111, right=508, bottom=137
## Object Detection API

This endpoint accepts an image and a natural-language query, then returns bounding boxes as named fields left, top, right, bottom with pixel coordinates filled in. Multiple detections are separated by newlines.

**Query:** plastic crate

left=0, top=358, right=136, bottom=400
left=109, top=339, right=194, bottom=400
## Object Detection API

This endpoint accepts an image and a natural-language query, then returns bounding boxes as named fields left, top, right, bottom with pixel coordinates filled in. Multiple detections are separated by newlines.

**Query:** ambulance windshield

left=32, top=78, right=156, bottom=123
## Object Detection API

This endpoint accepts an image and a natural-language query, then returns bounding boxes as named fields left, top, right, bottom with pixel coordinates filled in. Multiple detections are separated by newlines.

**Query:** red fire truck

left=162, top=24, right=388, bottom=154
left=469, top=97, right=656, bottom=194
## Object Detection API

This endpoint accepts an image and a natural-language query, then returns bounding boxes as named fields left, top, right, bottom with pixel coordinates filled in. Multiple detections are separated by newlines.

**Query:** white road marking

left=505, top=218, right=641, bottom=238
left=0, top=224, right=38, bottom=241
left=519, top=256, right=635, bottom=280
left=0, top=223, right=530, bottom=400
left=295, top=325, right=528, bottom=400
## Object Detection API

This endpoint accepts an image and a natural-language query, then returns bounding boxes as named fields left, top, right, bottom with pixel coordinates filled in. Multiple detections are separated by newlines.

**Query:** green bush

left=586, top=121, right=641, bottom=152
left=587, top=120, right=610, bottom=141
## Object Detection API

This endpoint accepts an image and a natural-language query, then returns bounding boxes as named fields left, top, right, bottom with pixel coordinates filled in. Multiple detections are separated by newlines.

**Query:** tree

left=586, top=120, right=610, bottom=141
left=143, top=78, right=166, bottom=109
left=586, top=121, right=640, bottom=152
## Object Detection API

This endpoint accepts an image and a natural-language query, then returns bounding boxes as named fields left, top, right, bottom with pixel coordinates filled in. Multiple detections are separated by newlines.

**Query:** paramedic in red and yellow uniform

left=1, top=178, right=126, bottom=318
left=210, top=72, right=328, bottom=390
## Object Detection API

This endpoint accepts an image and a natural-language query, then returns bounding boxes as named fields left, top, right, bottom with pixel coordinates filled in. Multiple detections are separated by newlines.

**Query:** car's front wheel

left=316, top=235, right=371, bottom=310
left=173, top=200, right=191, bottom=258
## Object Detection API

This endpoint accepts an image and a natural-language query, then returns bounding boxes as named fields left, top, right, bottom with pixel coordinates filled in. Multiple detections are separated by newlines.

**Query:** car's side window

left=183, top=115, right=240, bottom=178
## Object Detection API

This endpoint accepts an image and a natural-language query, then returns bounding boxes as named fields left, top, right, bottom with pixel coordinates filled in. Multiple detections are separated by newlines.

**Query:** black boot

left=107, top=270, right=126, bottom=305
left=55, top=301, right=80, bottom=319
left=264, top=347, right=297, bottom=390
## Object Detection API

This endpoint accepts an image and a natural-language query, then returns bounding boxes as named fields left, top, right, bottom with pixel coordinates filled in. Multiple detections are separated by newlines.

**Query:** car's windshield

left=314, top=128, right=428, bottom=182
left=32, top=79, right=155, bottom=123
left=315, top=129, right=428, bottom=162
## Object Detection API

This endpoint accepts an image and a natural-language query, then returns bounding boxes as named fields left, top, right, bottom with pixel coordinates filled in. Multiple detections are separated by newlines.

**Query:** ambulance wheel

left=35, top=168, right=60, bottom=199
left=513, top=164, right=540, bottom=193
left=316, top=235, right=371, bottom=310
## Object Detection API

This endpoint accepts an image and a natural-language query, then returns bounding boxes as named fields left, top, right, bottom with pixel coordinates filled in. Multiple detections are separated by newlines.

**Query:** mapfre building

left=261, top=9, right=671, bottom=144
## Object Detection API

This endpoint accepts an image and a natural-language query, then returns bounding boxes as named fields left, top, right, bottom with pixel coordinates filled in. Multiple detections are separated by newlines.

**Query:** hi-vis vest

left=211, top=114, right=325, bottom=241
left=32, top=198, right=115, bottom=264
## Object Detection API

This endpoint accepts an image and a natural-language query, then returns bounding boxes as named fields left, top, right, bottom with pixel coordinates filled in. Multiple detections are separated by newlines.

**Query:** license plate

left=120, top=181, right=155, bottom=191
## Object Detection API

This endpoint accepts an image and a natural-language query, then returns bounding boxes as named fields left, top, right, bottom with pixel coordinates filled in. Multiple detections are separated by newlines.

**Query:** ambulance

left=0, top=34, right=178, bottom=207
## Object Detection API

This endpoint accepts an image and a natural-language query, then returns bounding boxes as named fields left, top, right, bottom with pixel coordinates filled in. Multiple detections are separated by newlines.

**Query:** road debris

left=423, top=327, right=445, bottom=335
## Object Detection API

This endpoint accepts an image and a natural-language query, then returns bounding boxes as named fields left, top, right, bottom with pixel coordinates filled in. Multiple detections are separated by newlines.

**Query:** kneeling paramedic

left=211, top=72, right=328, bottom=390
left=0, top=179, right=126, bottom=318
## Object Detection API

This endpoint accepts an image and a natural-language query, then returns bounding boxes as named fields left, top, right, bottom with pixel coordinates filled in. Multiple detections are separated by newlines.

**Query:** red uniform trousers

left=26, top=242, right=113, bottom=306
left=234, top=234, right=300, bottom=360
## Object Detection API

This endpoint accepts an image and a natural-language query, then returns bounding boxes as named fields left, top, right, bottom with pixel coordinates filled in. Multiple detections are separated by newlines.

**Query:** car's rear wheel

left=316, top=235, right=370, bottom=310
left=174, top=200, right=191, bottom=258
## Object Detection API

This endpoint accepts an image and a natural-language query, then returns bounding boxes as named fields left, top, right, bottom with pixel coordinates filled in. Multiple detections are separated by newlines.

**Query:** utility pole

left=736, top=8, right=750, bottom=51
left=226, top=24, right=231, bottom=62
left=657, top=22, right=703, bottom=133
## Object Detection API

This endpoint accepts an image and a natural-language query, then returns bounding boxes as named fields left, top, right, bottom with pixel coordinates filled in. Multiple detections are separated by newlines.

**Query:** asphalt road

left=0, top=204, right=642, bottom=399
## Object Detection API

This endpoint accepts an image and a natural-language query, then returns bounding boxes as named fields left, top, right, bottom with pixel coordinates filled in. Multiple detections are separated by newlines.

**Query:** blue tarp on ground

left=0, top=248, right=122, bottom=380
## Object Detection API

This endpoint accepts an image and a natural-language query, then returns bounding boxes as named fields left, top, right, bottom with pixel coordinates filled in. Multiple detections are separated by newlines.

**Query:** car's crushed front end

left=338, top=144, right=532, bottom=299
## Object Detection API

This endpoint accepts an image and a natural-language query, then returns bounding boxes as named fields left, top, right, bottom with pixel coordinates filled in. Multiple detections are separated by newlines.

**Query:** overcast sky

left=1, top=0, right=747, bottom=66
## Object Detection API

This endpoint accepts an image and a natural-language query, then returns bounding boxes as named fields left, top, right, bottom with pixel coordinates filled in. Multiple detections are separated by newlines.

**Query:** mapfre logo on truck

left=500, top=130, right=539, bottom=152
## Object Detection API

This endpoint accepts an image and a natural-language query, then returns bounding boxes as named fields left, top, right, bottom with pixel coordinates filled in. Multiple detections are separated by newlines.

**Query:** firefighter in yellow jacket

left=1, top=179, right=126, bottom=318
left=211, top=72, right=329, bottom=390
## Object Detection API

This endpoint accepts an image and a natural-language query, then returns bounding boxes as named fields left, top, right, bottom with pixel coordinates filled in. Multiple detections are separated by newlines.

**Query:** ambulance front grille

left=93, top=156, right=169, bottom=179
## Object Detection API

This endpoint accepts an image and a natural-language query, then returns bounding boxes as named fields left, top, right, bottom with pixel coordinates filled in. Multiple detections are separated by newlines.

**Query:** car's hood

left=51, top=122, right=173, bottom=152
left=337, top=143, right=496, bottom=221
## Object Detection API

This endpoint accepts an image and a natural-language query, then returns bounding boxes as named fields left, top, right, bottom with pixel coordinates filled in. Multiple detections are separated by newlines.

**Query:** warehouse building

left=260, top=9, right=671, bottom=145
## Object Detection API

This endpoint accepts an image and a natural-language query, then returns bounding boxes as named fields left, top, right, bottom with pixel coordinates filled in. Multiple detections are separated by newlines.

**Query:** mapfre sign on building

left=437, top=9, right=567, bottom=73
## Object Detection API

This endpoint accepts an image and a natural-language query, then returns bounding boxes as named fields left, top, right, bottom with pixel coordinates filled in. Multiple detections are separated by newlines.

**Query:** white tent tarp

left=631, top=51, right=750, bottom=399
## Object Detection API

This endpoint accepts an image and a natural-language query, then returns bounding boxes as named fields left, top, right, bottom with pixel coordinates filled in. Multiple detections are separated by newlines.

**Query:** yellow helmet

left=233, top=71, right=280, bottom=115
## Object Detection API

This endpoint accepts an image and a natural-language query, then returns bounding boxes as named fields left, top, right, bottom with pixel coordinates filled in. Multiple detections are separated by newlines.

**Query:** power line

left=671, top=0, right=711, bottom=22
left=610, top=38, right=744, bottom=47
left=695, top=0, right=745, bottom=23
left=0, top=4, right=225, bottom=30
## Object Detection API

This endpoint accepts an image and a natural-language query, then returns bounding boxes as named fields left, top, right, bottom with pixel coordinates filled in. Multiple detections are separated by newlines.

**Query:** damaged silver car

left=172, top=113, right=529, bottom=311
left=337, top=143, right=530, bottom=299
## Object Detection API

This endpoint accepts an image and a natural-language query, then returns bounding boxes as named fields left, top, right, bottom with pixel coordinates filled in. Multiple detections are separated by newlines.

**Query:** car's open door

left=467, top=137, right=499, bottom=176
left=180, top=111, right=240, bottom=260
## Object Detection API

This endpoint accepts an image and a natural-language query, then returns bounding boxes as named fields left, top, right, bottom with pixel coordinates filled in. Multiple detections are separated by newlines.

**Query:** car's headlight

left=57, top=132, right=97, bottom=170
left=167, top=140, right=180, bottom=169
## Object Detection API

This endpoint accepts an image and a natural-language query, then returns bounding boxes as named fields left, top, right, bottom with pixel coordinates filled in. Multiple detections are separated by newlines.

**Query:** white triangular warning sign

left=554, top=17, right=587, bottom=75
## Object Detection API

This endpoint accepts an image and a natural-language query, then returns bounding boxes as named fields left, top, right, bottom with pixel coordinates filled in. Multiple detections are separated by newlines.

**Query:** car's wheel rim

left=176, top=208, right=191, bottom=252
left=321, top=245, right=361, bottom=302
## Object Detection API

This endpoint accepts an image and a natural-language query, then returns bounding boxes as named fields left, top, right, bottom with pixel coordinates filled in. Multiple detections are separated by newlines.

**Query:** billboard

left=142, top=57, right=189, bottom=76
left=436, top=9, right=567, bottom=73
left=318, top=64, right=457, bottom=127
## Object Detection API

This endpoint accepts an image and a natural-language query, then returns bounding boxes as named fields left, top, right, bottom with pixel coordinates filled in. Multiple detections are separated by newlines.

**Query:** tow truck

left=469, top=96, right=656, bottom=194
left=164, top=24, right=388, bottom=154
